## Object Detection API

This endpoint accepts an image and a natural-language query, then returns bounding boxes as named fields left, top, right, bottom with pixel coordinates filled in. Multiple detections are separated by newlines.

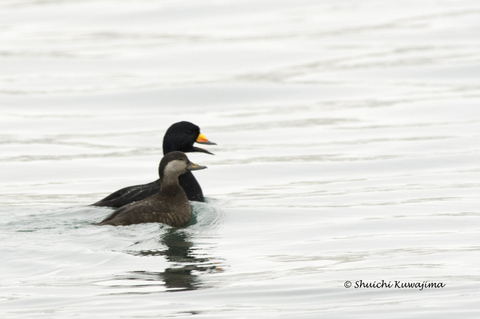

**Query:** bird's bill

left=196, top=133, right=216, bottom=145
left=187, top=162, right=207, bottom=171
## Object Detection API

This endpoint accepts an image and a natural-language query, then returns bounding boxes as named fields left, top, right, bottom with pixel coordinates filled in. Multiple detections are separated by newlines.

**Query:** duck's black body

left=98, top=151, right=207, bottom=227
left=92, top=122, right=215, bottom=208
left=92, top=180, right=160, bottom=208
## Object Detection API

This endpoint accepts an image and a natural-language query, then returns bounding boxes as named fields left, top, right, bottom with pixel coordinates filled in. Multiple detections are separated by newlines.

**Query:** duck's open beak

left=187, top=162, right=207, bottom=171
left=193, top=133, right=216, bottom=155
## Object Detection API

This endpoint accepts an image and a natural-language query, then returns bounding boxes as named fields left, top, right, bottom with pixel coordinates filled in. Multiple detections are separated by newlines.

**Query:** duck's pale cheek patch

left=163, top=160, right=185, bottom=175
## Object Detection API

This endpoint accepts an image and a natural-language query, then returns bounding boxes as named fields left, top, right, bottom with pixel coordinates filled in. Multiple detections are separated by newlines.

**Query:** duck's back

left=92, top=180, right=161, bottom=208
left=92, top=173, right=203, bottom=208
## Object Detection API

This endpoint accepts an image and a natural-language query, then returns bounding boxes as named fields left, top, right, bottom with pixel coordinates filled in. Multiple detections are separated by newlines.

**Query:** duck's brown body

left=97, top=151, right=206, bottom=227
left=98, top=184, right=191, bottom=227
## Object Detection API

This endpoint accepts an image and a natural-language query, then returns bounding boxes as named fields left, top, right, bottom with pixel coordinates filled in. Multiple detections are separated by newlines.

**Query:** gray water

left=1, top=0, right=480, bottom=318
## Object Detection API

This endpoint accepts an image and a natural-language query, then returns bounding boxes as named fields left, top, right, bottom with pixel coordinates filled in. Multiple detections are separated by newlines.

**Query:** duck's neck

left=163, top=141, right=191, bottom=155
left=159, top=173, right=186, bottom=198
left=161, top=173, right=180, bottom=188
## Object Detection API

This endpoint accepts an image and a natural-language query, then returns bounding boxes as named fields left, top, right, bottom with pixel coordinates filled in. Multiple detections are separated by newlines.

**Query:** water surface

left=1, top=0, right=479, bottom=318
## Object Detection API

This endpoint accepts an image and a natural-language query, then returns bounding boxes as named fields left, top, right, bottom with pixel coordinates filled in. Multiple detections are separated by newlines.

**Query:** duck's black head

left=162, top=121, right=216, bottom=155
left=158, top=151, right=207, bottom=181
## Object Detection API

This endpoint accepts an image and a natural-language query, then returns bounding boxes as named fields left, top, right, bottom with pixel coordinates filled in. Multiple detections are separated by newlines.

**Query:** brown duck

left=97, top=151, right=207, bottom=227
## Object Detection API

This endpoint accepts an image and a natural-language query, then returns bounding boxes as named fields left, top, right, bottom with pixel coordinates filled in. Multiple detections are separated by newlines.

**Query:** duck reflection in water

left=123, top=227, right=222, bottom=291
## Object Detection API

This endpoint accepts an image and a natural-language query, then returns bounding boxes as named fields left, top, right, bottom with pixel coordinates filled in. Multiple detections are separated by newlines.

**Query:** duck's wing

left=97, top=194, right=191, bottom=227
left=97, top=199, right=159, bottom=226
left=91, top=180, right=160, bottom=208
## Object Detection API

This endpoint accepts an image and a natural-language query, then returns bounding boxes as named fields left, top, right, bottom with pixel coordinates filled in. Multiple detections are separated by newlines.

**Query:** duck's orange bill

left=196, top=133, right=216, bottom=145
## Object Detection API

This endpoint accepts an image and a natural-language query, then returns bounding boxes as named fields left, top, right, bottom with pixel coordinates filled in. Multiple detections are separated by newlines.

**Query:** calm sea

left=1, top=0, right=479, bottom=318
